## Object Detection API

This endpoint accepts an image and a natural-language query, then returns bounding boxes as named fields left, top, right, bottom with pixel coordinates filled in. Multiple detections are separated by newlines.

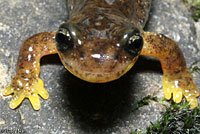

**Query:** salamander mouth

left=66, top=68, right=130, bottom=83
left=61, top=56, right=139, bottom=83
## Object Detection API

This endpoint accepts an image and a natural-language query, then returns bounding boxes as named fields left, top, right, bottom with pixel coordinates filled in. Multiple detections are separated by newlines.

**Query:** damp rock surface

left=0, top=0, right=199, bottom=134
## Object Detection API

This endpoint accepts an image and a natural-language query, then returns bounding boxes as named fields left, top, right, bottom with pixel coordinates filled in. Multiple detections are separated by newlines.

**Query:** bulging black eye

left=124, top=31, right=143, bottom=57
left=56, top=28, right=74, bottom=52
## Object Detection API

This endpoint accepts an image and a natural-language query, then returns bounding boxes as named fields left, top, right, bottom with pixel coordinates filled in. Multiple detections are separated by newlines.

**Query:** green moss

left=137, top=96, right=158, bottom=108
left=191, top=65, right=200, bottom=74
left=131, top=95, right=158, bottom=113
left=131, top=100, right=200, bottom=134
left=147, top=100, right=200, bottom=133
left=183, top=0, right=200, bottom=21
left=130, top=131, right=142, bottom=134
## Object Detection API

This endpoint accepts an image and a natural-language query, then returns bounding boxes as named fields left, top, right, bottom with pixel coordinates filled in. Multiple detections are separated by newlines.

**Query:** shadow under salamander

left=43, top=55, right=161, bottom=132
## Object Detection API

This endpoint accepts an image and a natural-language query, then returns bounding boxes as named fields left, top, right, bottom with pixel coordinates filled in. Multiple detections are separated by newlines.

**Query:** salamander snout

left=56, top=39, right=138, bottom=83
left=56, top=23, right=143, bottom=83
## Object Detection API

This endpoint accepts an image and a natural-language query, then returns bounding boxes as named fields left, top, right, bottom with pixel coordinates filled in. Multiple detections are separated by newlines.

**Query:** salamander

left=2, top=0, right=199, bottom=110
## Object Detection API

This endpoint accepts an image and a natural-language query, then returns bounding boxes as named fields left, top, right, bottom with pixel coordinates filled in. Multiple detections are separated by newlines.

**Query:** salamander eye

left=124, top=32, right=143, bottom=57
left=56, top=28, right=74, bottom=52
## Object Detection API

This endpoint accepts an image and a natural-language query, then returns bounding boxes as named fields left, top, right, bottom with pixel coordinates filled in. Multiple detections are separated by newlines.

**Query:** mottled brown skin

left=141, top=32, right=199, bottom=108
left=2, top=0, right=199, bottom=110
left=59, top=0, right=151, bottom=82
left=2, top=32, right=57, bottom=110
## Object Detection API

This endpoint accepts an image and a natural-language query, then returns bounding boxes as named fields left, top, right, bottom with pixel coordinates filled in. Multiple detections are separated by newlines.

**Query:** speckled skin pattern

left=2, top=0, right=199, bottom=110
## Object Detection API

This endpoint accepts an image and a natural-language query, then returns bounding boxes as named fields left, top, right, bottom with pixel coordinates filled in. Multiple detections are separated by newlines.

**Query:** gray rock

left=0, top=0, right=199, bottom=134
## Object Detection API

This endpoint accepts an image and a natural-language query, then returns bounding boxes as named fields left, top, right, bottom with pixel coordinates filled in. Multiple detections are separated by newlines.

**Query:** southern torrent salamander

left=2, top=0, right=199, bottom=110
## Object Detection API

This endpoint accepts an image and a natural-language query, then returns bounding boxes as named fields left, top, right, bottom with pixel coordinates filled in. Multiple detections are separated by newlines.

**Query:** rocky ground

left=0, top=0, right=200, bottom=134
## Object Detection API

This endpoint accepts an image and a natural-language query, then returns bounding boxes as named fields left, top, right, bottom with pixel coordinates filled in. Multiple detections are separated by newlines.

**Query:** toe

left=184, top=92, right=198, bottom=109
left=189, top=98, right=198, bottom=109
left=28, top=94, right=41, bottom=110
left=9, top=93, right=25, bottom=109
left=173, top=91, right=182, bottom=103
left=194, top=88, right=199, bottom=97
left=37, top=78, right=44, bottom=87
left=164, top=87, right=172, bottom=100
left=38, top=87, right=49, bottom=99
left=2, top=86, right=14, bottom=96
left=163, top=77, right=172, bottom=100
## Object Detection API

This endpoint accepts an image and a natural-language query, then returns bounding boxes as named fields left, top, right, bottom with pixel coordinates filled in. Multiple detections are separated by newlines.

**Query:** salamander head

left=55, top=23, right=143, bottom=83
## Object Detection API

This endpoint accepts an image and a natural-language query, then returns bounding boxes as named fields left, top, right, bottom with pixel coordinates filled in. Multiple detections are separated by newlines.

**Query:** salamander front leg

left=2, top=32, right=58, bottom=110
left=141, top=32, right=199, bottom=108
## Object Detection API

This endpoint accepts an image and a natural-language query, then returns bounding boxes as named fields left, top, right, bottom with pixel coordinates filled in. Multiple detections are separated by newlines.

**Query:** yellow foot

left=2, top=76, right=49, bottom=110
left=163, top=71, right=199, bottom=109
